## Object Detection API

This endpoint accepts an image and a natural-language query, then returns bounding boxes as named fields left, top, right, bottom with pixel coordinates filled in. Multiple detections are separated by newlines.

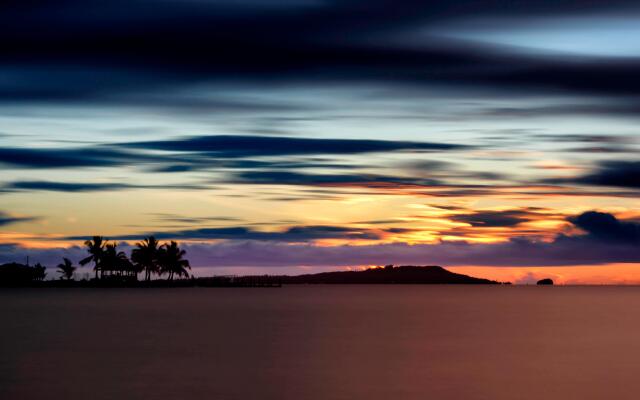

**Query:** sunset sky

left=1, top=0, right=639, bottom=283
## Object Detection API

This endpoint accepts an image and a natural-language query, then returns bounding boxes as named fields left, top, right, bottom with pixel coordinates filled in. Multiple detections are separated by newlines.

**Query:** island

left=277, top=265, right=501, bottom=284
left=1, top=237, right=508, bottom=286
left=200, top=265, right=504, bottom=286
left=1, top=262, right=505, bottom=287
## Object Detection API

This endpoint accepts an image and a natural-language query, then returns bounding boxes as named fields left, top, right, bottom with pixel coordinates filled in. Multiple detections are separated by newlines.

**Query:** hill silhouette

left=1, top=261, right=502, bottom=287
left=270, top=265, right=500, bottom=284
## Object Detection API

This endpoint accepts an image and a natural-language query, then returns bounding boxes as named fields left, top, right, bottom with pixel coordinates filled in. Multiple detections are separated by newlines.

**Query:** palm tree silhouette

left=102, top=243, right=133, bottom=278
left=80, top=236, right=107, bottom=279
left=57, top=258, right=76, bottom=280
left=159, top=241, right=190, bottom=280
left=131, top=236, right=160, bottom=281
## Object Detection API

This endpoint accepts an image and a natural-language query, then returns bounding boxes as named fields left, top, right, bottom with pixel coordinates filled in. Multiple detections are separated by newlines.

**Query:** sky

left=1, top=0, right=640, bottom=284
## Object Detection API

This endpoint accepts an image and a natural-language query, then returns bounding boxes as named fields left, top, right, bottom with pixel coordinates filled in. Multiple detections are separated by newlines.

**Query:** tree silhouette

left=79, top=236, right=107, bottom=279
left=33, top=263, right=46, bottom=281
left=101, top=242, right=134, bottom=278
left=57, top=258, right=76, bottom=280
left=131, top=236, right=160, bottom=281
left=158, top=241, right=190, bottom=280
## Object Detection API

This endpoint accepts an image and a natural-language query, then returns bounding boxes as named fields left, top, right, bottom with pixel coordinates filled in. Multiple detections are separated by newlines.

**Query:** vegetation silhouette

left=0, top=236, right=195, bottom=286
left=79, top=236, right=107, bottom=279
left=0, top=262, right=46, bottom=285
left=131, top=236, right=160, bottom=281
left=100, top=242, right=137, bottom=281
left=33, top=263, right=46, bottom=281
left=0, top=237, right=509, bottom=287
left=158, top=241, right=191, bottom=280
left=57, top=258, right=76, bottom=280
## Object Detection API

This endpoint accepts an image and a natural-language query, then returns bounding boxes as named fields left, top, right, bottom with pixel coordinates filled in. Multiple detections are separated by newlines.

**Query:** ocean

left=1, top=285, right=639, bottom=399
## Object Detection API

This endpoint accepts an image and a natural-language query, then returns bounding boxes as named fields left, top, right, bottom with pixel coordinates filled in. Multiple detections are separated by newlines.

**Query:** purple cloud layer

left=2, top=212, right=638, bottom=272
left=1, top=236, right=638, bottom=272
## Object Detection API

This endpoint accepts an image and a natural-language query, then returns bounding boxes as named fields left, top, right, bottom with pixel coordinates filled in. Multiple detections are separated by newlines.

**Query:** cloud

left=178, top=236, right=640, bottom=267
left=577, top=161, right=640, bottom=189
left=225, top=170, right=444, bottom=188
left=0, top=147, right=143, bottom=169
left=148, top=213, right=243, bottom=225
left=5, top=181, right=133, bottom=193
left=2, top=0, right=640, bottom=112
left=6, top=210, right=640, bottom=269
left=70, top=225, right=384, bottom=242
left=568, top=211, right=640, bottom=244
left=0, top=211, right=38, bottom=226
left=0, top=245, right=93, bottom=269
left=15, top=235, right=639, bottom=269
left=0, top=136, right=480, bottom=196
left=0, top=136, right=467, bottom=177
left=449, top=209, right=537, bottom=227
left=56, top=210, right=639, bottom=265
left=123, top=135, right=466, bottom=157
left=146, top=159, right=360, bottom=174
left=3, top=181, right=207, bottom=193
left=549, top=160, right=640, bottom=189
left=478, top=103, right=640, bottom=119
left=532, top=134, right=637, bottom=145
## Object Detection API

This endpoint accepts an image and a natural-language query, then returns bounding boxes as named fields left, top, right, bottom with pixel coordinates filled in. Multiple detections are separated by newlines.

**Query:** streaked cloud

left=549, top=160, right=640, bottom=189
left=122, top=135, right=467, bottom=156
left=7, top=211, right=640, bottom=269
left=3, top=181, right=208, bottom=193
left=2, top=1, right=640, bottom=280
left=0, top=211, right=39, bottom=227
left=103, top=225, right=386, bottom=242
left=438, top=16, right=640, bottom=57
left=449, top=209, right=539, bottom=228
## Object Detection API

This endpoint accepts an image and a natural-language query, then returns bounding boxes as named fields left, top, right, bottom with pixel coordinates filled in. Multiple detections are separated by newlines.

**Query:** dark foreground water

left=1, top=286, right=640, bottom=400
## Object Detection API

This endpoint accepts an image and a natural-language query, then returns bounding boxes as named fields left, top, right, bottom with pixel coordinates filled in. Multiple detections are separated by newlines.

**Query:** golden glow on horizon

left=2, top=180, right=639, bottom=285
left=325, top=264, right=640, bottom=285
left=449, top=264, right=640, bottom=285
left=1, top=197, right=636, bottom=247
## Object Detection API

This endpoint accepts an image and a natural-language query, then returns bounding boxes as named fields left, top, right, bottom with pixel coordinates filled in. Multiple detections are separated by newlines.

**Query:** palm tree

left=57, top=258, right=76, bottom=280
left=158, top=241, right=190, bottom=280
left=101, top=243, right=133, bottom=278
left=79, top=236, right=107, bottom=279
left=131, top=236, right=160, bottom=281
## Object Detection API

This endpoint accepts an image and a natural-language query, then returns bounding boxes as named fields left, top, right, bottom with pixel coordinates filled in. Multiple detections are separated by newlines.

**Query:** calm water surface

left=1, top=286, right=639, bottom=400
